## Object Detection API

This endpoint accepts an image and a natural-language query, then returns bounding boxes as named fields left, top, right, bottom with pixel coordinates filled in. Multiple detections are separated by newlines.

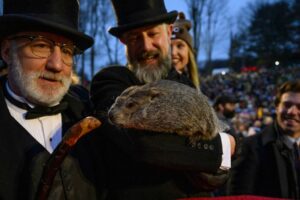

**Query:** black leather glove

left=185, top=169, right=230, bottom=191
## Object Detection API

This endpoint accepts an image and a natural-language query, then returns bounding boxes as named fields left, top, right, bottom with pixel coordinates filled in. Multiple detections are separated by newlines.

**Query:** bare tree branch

left=185, top=0, right=206, bottom=62
left=202, top=0, right=229, bottom=68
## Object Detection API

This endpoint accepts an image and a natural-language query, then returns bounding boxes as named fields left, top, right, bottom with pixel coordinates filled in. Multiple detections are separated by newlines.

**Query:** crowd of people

left=0, top=0, right=299, bottom=199
left=202, top=66, right=300, bottom=138
left=0, top=0, right=234, bottom=199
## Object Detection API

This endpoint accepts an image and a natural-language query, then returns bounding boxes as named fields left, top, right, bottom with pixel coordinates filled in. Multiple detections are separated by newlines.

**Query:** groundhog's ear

left=149, top=88, right=162, bottom=100
left=122, top=86, right=138, bottom=96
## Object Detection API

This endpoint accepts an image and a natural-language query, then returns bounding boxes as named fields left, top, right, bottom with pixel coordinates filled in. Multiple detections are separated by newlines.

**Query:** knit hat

left=171, top=12, right=193, bottom=49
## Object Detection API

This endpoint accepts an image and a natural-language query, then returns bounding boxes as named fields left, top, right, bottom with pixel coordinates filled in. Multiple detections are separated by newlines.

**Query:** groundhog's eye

left=126, top=101, right=136, bottom=109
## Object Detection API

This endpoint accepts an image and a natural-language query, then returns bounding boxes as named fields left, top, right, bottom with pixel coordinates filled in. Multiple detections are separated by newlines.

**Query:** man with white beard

left=0, top=0, right=98, bottom=199
left=89, top=0, right=236, bottom=199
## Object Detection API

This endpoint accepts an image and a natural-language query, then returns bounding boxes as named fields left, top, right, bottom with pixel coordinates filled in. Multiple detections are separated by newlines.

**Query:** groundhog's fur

left=108, top=80, right=228, bottom=144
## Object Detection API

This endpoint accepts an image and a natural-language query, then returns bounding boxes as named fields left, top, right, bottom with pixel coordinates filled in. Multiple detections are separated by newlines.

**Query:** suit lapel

left=261, top=123, right=296, bottom=197
left=0, top=77, right=44, bottom=152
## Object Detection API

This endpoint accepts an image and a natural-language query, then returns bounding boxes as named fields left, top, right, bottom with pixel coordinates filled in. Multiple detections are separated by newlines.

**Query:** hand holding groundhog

left=108, top=80, right=228, bottom=144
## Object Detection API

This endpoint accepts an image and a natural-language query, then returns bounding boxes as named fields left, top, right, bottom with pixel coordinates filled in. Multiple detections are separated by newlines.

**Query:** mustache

left=40, top=71, right=64, bottom=82
left=138, top=51, right=160, bottom=60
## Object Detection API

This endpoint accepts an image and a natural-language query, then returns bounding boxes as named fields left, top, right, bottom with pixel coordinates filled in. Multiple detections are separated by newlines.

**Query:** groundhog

left=108, top=80, right=228, bottom=144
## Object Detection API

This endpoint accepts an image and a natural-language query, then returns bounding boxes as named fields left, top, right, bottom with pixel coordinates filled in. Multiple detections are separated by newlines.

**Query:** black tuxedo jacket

left=90, top=66, right=224, bottom=200
left=0, top=77, right=98, bottom=200
left=229, top=122, right=299, bottom=199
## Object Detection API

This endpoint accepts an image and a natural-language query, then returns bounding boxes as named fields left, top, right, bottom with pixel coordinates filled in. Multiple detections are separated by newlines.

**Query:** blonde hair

left=71, top=70, right=80, bottom=85
left=187, top=48, right=200, bottom=90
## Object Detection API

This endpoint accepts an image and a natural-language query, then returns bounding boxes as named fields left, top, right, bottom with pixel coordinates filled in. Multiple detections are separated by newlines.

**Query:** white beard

left=127, top=49, right=172, bottom=83
left=8, top=50, right=72, bottom=106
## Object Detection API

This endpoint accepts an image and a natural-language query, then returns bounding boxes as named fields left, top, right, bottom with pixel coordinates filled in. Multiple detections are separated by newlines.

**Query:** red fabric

left=178, top=195, right=289, bottom=200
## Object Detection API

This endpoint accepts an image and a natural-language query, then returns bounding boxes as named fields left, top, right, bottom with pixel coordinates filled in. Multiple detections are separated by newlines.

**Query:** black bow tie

left=25, top=102, right=68, bottom=119
left=3, top=86, right=68, bottom=119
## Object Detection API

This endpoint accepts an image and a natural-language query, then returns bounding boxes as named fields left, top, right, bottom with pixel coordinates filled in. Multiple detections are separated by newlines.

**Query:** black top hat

left=109, top=0, right=178, bottom=38
left=0, top=0, right=94, bottom=51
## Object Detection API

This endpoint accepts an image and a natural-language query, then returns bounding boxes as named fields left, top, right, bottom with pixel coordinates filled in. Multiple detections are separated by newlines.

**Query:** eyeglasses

left=8, top=35, right=81, bottom=66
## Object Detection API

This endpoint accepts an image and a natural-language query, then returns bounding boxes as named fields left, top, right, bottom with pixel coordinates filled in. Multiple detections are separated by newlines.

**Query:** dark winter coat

left=0, top=77, right=98, bottom=200
left=229, top=122, right=300, bottom=199
left=89, top=66, right=225, bottom=200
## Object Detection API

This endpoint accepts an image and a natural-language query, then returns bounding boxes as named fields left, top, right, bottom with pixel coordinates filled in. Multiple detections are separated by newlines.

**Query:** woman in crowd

left=171, top=12, right=200, bottom=90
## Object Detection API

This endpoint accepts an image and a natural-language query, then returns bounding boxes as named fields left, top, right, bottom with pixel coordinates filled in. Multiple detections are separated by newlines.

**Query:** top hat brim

left=0, top=15, right=94, bottom=51
left=108, top=11, right=178, bottom=38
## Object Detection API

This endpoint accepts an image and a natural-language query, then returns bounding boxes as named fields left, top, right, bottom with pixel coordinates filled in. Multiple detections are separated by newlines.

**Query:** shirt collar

left=5, top=81, right=35, bottom=108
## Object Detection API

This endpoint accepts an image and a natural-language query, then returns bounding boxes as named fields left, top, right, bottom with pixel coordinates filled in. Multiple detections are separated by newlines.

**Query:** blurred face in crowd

left=121, top=23, right=173, bottom=83
left=1, top=31, right=73, bottom=106
left=276, top=92, right=300, bottom=137
left=219, top=102, right=236, bottom=119
left=171, top=38, right=189, bottom=74
left=223, top=103, right=236, bottom=119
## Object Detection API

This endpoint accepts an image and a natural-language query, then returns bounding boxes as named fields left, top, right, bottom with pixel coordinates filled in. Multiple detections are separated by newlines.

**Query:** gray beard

left=127, top=52, right=172, bottom=84
left=8, top=50, right=71, bottom=106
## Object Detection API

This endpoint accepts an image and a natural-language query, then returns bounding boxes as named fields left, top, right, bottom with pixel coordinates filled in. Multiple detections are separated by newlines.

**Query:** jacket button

left=204, top=144, right=208, bottom=150
left=61, top=171, right=67, bottom=178
left=66, top=185, right=72, bottom=191
left=197, top=142, right=202, bottom=149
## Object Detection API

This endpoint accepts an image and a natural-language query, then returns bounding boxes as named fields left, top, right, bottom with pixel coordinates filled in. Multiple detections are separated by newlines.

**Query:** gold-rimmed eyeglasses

left=8, top=35, right=82, bottom=66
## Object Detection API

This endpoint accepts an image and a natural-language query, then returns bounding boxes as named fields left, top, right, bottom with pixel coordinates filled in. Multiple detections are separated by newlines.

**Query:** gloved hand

left=185, top=169, right=230, bottom=191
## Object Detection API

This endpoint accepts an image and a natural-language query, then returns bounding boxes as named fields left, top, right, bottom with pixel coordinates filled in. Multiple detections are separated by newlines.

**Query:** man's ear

left=166, top=24, right=173, bottom=43
left=167, top=24, right=173, bottom=36
left=149, top=88, right=163, bottom=101
left=218, top=104, right=224, bottom=112
left=119, top=36, right=127, bottom=45
left=1, top=40, right=11, bottom=65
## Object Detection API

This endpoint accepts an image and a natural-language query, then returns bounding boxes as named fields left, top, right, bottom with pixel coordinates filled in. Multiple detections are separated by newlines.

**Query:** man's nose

left=287, top=105, right=299, bottom=114
left=46, top=46, right=64, bottom=72
left=140, top=36, right=153, bottom=51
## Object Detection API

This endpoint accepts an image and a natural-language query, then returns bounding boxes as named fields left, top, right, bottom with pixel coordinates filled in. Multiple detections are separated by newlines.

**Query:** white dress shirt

left=5, top=83, right=62, bottom=153
left=220, top=132, right=231, bottom=169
